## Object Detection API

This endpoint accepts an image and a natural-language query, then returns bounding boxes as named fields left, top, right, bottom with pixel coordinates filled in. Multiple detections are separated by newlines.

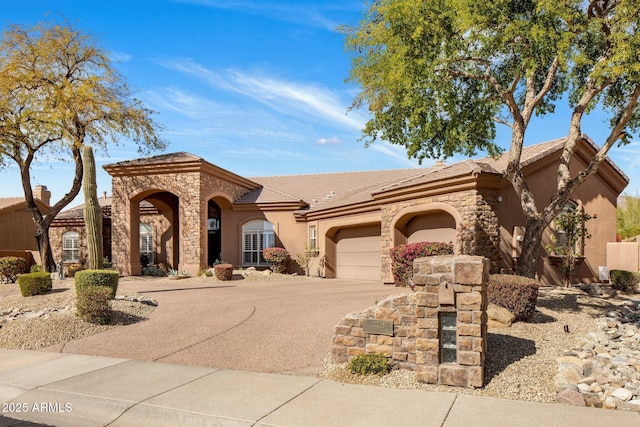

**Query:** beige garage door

left=335, top=224, right=382, bottom=281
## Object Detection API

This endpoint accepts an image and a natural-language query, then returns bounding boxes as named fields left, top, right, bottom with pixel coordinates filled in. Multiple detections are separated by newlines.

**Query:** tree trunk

left=19, top=145, right=84, bottom=273
left=515, top=217, right=547, bottom=279
left=35, top=224, right=56, bottom=272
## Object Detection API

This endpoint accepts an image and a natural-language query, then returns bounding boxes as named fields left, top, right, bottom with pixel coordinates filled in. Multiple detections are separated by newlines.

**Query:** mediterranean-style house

left=41, top=135, right=626, bottom=285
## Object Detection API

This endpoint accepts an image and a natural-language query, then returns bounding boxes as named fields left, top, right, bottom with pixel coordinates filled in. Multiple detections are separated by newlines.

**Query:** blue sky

left=0, top=0, right=638, bottom=204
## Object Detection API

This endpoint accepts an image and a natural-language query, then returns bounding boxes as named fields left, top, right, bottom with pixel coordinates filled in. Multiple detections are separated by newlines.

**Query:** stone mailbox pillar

left=412, top=255, right=489, bottom=388
left=330, top=255, right=489, bottom=388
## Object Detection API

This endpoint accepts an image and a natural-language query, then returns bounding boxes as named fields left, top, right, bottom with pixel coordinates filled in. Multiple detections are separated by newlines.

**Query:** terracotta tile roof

left=54, top=197, right=114, bottom=220
left=105, top=152, right=202, bottom=167
left=241, top=168, right=426, bottom=209
left=0, top=198, right=26, bottom=212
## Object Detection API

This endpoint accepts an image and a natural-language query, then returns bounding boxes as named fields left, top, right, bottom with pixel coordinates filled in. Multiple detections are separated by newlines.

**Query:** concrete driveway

left=44, top=276, right=410, bottom=376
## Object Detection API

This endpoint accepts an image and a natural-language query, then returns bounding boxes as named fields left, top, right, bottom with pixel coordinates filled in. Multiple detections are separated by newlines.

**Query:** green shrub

left=609, top=270, right=640, bottom=293
left=74, top=269, right=119, bottom=299
left=0, top=256, right=28, bottom=283
left=214, top=263, right=234, bottom=281
left=390, top=242, right=454, bottom=286
left=348, top=353, right=390, bottom=376
left=29, top=264, right=42, bottom=273
left=17, top=272, right=52, bottom=297
left=198, top=267, right=213, bottom=277
left=488, top=274, right=540, bottom=321
left=76, top=285, right=112, bottom=324
left=263, top=247, right=290, bottom=273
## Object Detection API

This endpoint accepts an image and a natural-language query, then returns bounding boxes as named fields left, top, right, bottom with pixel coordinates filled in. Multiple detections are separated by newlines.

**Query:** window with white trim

left=62, top=231, right=80, bottom=262
left=140, top=223, right=154, bottom=264
left=554, top=201, right=579, bottom=253
left=309, top=226, right=317, bottom=250
left=242, top=220, right=275, bottom=266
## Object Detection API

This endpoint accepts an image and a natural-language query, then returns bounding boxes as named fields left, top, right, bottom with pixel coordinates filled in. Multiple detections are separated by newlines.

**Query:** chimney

left=33, top=185, right=51, bottom=205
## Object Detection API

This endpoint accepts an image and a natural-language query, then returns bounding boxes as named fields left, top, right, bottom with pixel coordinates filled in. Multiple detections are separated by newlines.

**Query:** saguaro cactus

left=83, top=145, right=103, bottom=269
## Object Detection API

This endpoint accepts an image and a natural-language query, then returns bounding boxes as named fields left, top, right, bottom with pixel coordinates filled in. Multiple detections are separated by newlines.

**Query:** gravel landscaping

left=1, top=274, right=638, bottom=407
left=319, top=285, right=640, bottom=405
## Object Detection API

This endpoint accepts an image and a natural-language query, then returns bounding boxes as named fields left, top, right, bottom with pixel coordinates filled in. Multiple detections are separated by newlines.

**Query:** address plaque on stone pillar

left=363, top=319, right=394, bottom=336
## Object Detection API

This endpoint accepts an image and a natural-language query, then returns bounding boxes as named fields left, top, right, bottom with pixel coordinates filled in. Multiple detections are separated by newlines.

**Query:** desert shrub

left=348, top=353, right=390, bottom=376
left=263, top=247, right=290, bottom=274
left=198, top=267, right=214, bottom=277
left=17, top=272, right=52, bottom=297
left=74, top=269, right=119, bottom=299
left=390, top=242, right=454, bottom=286
left=67, top=263, right=84, bottom=277
left=142, top=265, right=166, bottom=276
left=488, top=274, right=540, bottom=321
left=214, top=263, right=234, bottom=281
left=102, top=257, right=113, bottom=269
left=609, top=270, right=640, bottom=293
left=0, top=256, right=28, bottom=283
left=76, top=285, right=112, bottom=324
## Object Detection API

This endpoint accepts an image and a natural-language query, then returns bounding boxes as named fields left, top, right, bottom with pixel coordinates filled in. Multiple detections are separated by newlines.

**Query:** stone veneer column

left=331, top=255, right=489, bottom=388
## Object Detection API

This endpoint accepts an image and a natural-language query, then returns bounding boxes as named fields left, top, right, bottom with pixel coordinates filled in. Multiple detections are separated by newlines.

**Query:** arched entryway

left=391, top=203, right=462, bottom=251
left=130, top=191, right=180, bottom=273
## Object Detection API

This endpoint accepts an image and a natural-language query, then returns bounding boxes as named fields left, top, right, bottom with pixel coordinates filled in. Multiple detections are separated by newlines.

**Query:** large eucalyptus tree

left=344, top=0, right=640, bottom=277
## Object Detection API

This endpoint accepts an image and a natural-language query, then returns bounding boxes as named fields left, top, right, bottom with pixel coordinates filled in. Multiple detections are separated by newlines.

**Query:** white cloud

left=224, top=147, right=308, bottom=159
left=159, top=59, right=367, bottom=131
left=110, top=51, right=133, bottom=62
left=369, top=142, right=420, bottom=168
left=317, top=136, right=341, bottom=144
left=171, top=0, right=357, bottom=31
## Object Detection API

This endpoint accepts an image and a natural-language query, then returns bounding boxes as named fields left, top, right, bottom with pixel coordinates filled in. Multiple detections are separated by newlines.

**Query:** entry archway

left=391, top=203, right=462, bottom=252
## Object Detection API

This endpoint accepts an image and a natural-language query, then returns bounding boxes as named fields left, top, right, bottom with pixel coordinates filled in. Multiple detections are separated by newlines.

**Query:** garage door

left=335, top=224, right=382, bottom=281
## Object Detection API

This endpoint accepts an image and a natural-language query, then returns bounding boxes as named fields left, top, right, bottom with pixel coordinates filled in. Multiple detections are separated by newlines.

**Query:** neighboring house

left=0, top=185, right=51, bottom=266
left=64, top=135, right=621, bottom=286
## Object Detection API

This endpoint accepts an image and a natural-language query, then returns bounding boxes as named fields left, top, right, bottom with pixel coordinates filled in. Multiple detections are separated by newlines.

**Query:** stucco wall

left=495, top=153, right=621, bottom=285
left=0, top=208, right=39, bottom=252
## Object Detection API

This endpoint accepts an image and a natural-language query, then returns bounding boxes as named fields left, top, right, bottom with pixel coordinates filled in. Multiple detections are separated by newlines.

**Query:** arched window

left=140, top=223, right=154, bottom=264
left=62, top=231, right=80, bottom=262
left=242, top=220, right=275, bottom=266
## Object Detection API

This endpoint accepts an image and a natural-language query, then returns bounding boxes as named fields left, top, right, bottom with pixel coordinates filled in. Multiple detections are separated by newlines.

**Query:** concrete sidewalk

left=1, top=350, right=638, bottom=427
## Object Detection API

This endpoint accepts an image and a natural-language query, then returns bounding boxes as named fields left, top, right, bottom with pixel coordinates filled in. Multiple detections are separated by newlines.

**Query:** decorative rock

left=580, top=283, right=603, bottom=297
left=612, top=388, right=634, bottom=401
left=556, top=302, right=640, bottom=412
left=487, top=303, right=515, bottom=328
left=556, top=388, right=586, bottom=406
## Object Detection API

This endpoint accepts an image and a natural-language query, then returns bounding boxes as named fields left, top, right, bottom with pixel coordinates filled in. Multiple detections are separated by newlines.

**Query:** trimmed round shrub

left=348, top=353, right=390, bottom=376
left=263, top=247, right=290, bottom=274
left=74, top=269, right=119, bottom=299
left=214, top=263, right=233, bottom=281
left=0, top=256, right=28, bottom=283
left=17, top=272, right=52, bottom=297
left=609, top=269, right=640, bottom=294
left=488, top=274, right=540, bottom=321
left=390, top=242, right=454, bottom=286
left=76, top=285, right=112, bottom=324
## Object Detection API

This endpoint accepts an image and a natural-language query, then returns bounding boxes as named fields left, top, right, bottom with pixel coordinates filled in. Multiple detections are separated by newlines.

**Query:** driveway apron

left=44, top=277, right=409, bottom=376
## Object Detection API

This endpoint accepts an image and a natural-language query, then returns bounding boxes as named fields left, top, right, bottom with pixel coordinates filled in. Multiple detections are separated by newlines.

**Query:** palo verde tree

left=0, top=22, right=165, bottom=271
left=344, top=0, right=640, bottom=278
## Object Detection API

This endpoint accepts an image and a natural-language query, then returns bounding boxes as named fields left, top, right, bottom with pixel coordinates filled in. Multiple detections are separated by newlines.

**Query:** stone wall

left=331, top=255, right=489, bottom=388
left=380, top=190, right=500, bottom=283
